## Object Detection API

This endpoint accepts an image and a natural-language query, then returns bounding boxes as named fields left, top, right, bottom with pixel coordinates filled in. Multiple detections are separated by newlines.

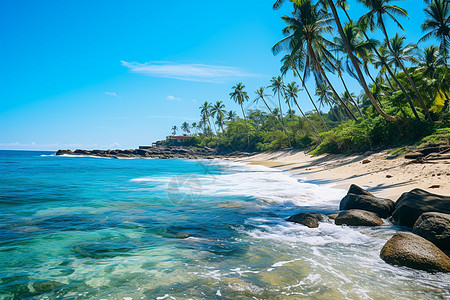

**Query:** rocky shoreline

left=287, top=185, right=450, bottom=273
left=55, top=146, right=249, bottom=159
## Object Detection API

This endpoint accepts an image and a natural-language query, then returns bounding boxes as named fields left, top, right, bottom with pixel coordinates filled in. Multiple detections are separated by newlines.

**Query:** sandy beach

left=236, top=149, right=450, bottom=201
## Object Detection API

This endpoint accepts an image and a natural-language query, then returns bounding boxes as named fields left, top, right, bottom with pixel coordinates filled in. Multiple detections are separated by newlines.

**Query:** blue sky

left=0, top=0, right=434, bottom=150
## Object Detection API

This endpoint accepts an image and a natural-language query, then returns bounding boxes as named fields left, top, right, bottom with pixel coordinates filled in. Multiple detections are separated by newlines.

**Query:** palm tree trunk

left=294, top=68, right=329, bottom=131
left=379, top=19, right=432, bottom=121
left=327, top=100, right=343, bottom=124
left=308, top=43, right=357, bottom=121
left=338, top=73, right=364, bottom=118
left=293, top=98, right=321, bottom=136
left=340, top=3, right=419, bottom=120
left=277, top=91, right=285, bottom=126
left=327, top=0, right=399, bottom=122
left=240, top=104, right=250, bottom=148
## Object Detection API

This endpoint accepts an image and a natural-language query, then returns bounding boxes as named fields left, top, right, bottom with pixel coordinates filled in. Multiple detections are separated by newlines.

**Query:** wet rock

left=335, top=209, right=383, bottom=226
left=392, top=189, right=450, bottom=228
left=339, top=193, right=395, bottom=219
left=74, top=149, right=90, bottom=155
left=286, top=212, right=326, bottom=228
left=380, top=232, right=450, bottom=273
left=326, top=213, right=339, bottom=220
left=412, top=212, right=450, bottom=251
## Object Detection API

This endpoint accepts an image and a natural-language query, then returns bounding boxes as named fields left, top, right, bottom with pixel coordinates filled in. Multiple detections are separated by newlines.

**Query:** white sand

left=235, top=150, right=450, bottom=201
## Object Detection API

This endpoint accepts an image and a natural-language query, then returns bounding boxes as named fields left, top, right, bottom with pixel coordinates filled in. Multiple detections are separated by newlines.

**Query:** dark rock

left=362, top=159, right=371, bottom=164
left=55, top=149, right=72, bottom=155
left=339, top=193, right=395, bottom=218
left=286, top=212, right=326, bottom=228
left=335, top=209, right=383, bottom=226
left=74, top=149, right=90, bottom=155
left=380, top=232, right=450, bottom=273
left=404, top=152, right=424, bottom=159
left=392, top=189, right=450, bottom=228
left=347, top=184, right=375, bottom=197
left=418, top=146, right=449, bottom=156
left=412, top=212, right=450, bottom=251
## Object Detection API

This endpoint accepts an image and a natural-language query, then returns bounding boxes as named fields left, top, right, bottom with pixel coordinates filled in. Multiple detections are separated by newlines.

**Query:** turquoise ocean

left=0, top=150, right=449, bottom=299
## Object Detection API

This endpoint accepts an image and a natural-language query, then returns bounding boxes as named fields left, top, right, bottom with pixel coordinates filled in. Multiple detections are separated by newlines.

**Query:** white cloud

left=105, top=92, right=118, bottom=97
left=121, top=60, right=260, bottom=83
left=167, top=95, right=181, bottom=101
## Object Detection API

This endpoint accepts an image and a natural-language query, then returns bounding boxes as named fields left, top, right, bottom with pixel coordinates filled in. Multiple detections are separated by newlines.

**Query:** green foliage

left=418, top=127, right=450, bottom=147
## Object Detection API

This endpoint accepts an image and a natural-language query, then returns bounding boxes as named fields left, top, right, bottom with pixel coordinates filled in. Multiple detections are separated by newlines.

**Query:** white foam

left=130, top=160, right=346, bottom=208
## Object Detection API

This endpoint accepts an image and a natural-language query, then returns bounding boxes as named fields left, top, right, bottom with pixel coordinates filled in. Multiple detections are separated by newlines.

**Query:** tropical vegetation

left=168, top=0, right=449, bottom=154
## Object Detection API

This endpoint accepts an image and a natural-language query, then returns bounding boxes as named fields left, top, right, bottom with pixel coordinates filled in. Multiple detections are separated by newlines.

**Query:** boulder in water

left=286, top=212, right=326, bottom=228
left=380, top=232, right=450, bottom=273
left=339, top=193, right=394, bottom=218
left=392, top=189, right=450, bottom=228
left=335, top=209, right=383, bottom=226
left=412, top=212, right=450, bottom=251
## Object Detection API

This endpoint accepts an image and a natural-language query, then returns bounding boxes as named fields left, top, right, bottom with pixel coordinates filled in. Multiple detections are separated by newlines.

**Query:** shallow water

left=0, top=150, right=448, bottom=299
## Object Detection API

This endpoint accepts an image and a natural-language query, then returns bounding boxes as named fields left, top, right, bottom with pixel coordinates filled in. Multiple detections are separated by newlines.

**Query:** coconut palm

left=358, top=0, right=431, bottom=121
left=227, top=110, right=237, bottom=121
left=418, top=45, right=445, bottom=78
left=286, top=81, right=321, bottom=136
left=191, top=122, right=198, bottom=135
left=420, top=0, right=450, bottom=65
left=199, top=101, right=212, bottom=135
left=323, top=0, right=399, bottom=122
left=255, top=87, right=292, bottom=145
left=181, top=122, right=190, bottom=135
left=269, top=76, right=287, bottom=125
left=230, top=83, right=250, bottom=147
left=316, top=82, right=342, bottom=124
left=273, top=0, right=357, bottom=121
left=280, top=52, right=329, bottom=131
left=386, top=34, right=419, bottom=73
left=211, top=101, right=227, bottom=133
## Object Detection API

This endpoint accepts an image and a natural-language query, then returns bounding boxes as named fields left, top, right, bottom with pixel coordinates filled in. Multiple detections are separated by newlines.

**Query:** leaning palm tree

left=254, top=87, right=291, bottom=142
left=286, top=81, right=321, bottom=136
left=273, top=0, right=357, bottom=121
left=280, top=51, right=329, bottom=131
left=420, top=0, right=450, bottom=65
left=230, top=83, right=250, bottom=147
left=358, top=0, right=431, bottom=121
left=323, top=0, right=399, bottom=122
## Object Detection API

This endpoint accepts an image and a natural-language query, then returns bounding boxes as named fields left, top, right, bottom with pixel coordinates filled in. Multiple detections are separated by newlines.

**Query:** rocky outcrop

left=347, top=184, right=374, bottom=197
left=286, top=212, right=327, bottom=228
left=335, top=209, right=383, bottom=226
left=380, top=232, right=450, bottom=273
left=55, top=146, right=249, bottom=159
left=339, top=193, right=395, bottom=219
left=412, top=212, right=450, bottom=251
left=392, top=189, right=450, bottom=228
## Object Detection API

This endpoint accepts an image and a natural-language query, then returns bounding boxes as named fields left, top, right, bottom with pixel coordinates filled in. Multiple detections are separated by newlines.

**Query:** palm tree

left=387, top=34, right=418, bottom=72
left=358, top=0, right=431, bottom=121
left=418, top=45, right=445, bottom=78
left=286, top=81, right=321, bottom=136
left=230, top=83, right=250, bottom=147
left=269, top=76, right=287, bottom=125
left=316, top=82, right=342, bottom=124
left=254, top=87, right=291, bottom=141
left=191, top=122, right=198, bottom=135
left=211, top=101, right=227, bottom=133
left=324, top=0, right=399, bottom=122
left=273, top=0, right=357, bottom=121
left=199, top=101, right=212, bottom=135
left=226, top=110, right=237, bottom=121
left=181, top=122, right=190, bottom=135
left=171, top=125, right=177, bottom=136
left=420, top=0, right=449, bottom=65
left=280, top=52, right=329, bottom=131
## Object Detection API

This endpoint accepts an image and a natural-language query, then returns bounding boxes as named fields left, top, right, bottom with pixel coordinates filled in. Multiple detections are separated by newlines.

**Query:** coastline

left=234, top=149, right=450, bottom=201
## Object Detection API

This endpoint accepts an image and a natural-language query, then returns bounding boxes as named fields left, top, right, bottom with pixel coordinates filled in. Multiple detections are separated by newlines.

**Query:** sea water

left=0, top=150, right=448, bottom=299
